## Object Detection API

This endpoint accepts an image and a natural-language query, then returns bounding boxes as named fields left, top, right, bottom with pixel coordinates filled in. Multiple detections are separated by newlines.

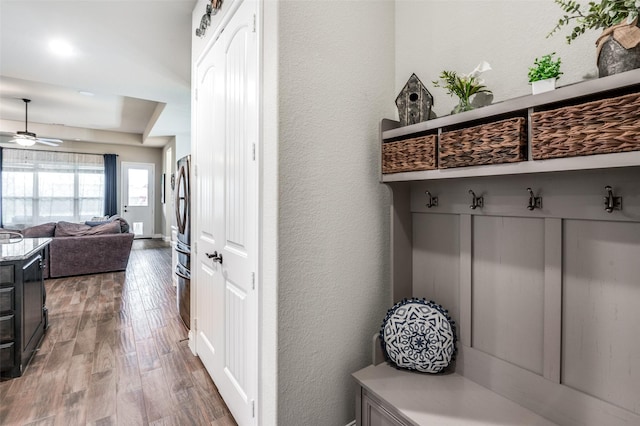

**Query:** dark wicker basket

left=439, top=117, right=526, bottom=168
left=531, top=92, right=640, bottom=160
left=382, top=135, right=436, bottom=174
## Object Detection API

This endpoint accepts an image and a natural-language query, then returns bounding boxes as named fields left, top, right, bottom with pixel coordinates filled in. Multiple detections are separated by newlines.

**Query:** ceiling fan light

left=13, top=136, right=36, bottom=147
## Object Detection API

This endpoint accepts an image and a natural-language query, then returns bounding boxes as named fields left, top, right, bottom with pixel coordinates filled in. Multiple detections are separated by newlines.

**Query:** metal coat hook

left=425, top=190, right=438, bottom=208
left=603, top=186, right=622, bottom=213
left=527, top=188, right=543, bottom=210
left=468, top=190, right=484, bottom=210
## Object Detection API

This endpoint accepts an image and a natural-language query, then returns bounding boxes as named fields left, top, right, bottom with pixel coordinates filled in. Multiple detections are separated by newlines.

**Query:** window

left=2, top=149, right=105, bottom=228
left=127, top=168, right=149, bottom=206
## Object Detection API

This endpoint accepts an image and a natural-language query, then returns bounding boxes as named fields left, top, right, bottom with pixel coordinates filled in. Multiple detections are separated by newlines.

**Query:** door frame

left=121, top=161, right=155, bottom=239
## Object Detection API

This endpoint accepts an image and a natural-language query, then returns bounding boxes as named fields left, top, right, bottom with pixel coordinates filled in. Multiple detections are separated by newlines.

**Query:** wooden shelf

left=381, top=68, right=640, bottom=183
left=381, top=151, right=640, bottom=182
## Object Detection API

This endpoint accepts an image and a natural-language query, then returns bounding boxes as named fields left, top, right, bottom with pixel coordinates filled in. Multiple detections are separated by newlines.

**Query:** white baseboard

left=188, top=330, right=196, bottom=355
left=345, top=421, right=356, bottom=426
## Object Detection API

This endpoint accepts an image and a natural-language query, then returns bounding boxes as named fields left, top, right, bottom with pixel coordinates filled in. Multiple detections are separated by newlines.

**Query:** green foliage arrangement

left=528, top=53, right=564, bottom=83
left=432, top=70, right=491, bottom=101
left=432, top=61, right=492, bottom=113
left=548, top=0, right=640, bottom=44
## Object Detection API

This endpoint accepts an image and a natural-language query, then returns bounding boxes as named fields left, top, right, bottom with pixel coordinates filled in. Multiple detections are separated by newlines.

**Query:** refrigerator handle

left=175, top=245, right=190, bottom=255
left=174, top=165, right=188, bottom=234
left=176, top=269, right=190, bottom=280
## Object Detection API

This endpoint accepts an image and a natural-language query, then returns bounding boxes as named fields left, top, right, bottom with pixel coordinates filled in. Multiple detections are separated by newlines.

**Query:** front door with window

left=121, top=162, right=154, bottom=239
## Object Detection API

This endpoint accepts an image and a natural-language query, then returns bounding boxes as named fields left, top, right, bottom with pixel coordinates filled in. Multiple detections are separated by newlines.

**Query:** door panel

left=194, top=39, right=224, bottom=377
left=196, top=260, right=222, bottom=373
left=216, top=2, right=257, bottom=424
left=225, top=280, right=248, bottom=396
left=225, top=23, right=249, bottom=251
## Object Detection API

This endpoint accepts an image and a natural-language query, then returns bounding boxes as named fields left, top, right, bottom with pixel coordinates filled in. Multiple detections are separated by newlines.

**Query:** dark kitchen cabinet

left=0, top=238, right=50, bottom=378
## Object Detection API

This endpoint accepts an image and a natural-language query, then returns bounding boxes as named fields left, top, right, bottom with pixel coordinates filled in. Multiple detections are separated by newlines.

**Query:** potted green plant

left=528, top=53, right=563, bottom=94
left=432, top=61, right=492, bottom=114
left=548, top=0, right=640, bottom=77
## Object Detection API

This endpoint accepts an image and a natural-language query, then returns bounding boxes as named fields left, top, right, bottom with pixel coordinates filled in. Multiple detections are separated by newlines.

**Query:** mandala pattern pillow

left=380, top=298, right=457, bottom=373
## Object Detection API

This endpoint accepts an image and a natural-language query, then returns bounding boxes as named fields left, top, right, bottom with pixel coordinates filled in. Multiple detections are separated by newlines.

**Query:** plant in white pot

left=528, top=53, right=563, bottom=94
left=548, top=0, right=640, bottom=77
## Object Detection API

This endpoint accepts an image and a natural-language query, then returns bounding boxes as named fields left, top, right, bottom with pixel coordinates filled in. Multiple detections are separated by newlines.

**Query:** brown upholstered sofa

left=19, top=219, right=134, bottom=279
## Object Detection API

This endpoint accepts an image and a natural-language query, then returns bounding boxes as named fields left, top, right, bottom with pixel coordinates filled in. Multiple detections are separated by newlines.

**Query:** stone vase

left=598, top=12, right=640, bottom=77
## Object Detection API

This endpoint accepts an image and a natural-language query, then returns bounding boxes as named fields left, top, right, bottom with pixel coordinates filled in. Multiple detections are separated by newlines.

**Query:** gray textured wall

left=396, top=0, right=599, bottom=117
left=276, top=1, right=395, bottom=424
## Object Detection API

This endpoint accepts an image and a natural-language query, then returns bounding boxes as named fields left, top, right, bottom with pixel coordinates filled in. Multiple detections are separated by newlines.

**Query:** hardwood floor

left=0, top=239, right=237, bottom=426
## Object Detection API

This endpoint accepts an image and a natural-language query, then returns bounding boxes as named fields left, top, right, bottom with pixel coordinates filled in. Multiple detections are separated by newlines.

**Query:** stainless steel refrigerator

left=174, top=155, right=191, bottom=330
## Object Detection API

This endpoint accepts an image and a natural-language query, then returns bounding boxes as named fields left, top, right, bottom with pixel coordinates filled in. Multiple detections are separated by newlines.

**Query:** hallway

left=0, top=239, right=236, bottom=425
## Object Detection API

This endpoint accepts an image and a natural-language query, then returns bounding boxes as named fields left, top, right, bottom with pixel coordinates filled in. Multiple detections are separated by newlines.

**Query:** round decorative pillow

left=380, top=298, right=457, bottom=373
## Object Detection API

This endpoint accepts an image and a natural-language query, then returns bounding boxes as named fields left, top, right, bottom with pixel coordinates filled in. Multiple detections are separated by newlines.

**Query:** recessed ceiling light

left=49, top=39, right=75, bottom=57
left=79, top=90, right=94, bottom=96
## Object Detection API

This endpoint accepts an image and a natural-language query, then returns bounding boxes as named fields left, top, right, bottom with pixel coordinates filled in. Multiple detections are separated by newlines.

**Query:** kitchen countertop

left=0, top=237, right=51, bottom=262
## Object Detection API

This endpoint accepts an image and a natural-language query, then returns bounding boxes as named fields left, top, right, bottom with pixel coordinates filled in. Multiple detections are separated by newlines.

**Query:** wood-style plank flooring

left=0, top=239, right=237, bottom=426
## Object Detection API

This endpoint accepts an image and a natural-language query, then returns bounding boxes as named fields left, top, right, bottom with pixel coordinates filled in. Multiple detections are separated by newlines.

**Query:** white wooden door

left=121, top=162, right=154, bottom=238
left=194, top=1, right=258, bottom=424
left=194, top=33, right=224, bottom=377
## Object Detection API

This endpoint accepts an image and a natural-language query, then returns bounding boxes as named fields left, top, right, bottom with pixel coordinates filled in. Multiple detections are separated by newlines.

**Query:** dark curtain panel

left=0, top=148, right=3, bottom=227
left=103, top=154, right=118, bottom=216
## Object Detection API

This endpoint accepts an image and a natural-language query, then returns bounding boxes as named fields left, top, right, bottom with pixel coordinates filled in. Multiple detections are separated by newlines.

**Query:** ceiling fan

left=2, top=98, right=63, bottom=147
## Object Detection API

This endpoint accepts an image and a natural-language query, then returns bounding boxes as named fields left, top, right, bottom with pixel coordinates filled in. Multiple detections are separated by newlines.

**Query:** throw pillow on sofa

left=108, top=215, right=130, bottom=233
left=55, top=221, right=121, bottom=237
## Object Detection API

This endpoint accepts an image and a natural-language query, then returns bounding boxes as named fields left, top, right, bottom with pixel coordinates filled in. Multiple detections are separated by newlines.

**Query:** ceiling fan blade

left=37, top=137, right=63, bottom=143
left=0, top=131, right=17, bottom=137
left=37, top=139, right=62, bottom=146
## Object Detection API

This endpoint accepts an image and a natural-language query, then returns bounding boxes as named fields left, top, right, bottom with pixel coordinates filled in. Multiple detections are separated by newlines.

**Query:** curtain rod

left=3, top=147, right=118, bottom=156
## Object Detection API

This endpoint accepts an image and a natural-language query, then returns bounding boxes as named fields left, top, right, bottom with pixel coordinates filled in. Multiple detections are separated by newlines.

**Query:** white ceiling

left=0, top=0, right=196, bottom=148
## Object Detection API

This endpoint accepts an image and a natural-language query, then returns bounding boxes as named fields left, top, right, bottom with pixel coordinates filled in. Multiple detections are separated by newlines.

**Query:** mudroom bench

left=354, top=364, right=555, bottom=426
left=355, top=69, right=640, bottom=426
left=353, top=336, right=556, bottom=426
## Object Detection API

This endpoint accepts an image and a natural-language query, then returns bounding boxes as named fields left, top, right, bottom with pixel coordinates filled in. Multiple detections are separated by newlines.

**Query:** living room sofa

left=20, top=218, right=134, bottom=279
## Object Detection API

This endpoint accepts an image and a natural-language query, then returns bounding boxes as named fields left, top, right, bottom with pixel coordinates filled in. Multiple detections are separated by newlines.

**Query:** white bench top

left=353, top=363, right=558, bottom=425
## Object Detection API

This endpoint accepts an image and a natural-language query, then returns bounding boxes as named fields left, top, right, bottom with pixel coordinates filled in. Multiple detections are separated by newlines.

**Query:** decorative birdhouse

left=395, top=74, right=434, bottom=126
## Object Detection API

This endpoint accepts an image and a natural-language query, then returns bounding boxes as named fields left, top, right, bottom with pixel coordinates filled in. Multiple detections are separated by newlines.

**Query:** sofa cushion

left=55, top=220, right=121, bottom=237
left=22, top=222, right=57, bottom=238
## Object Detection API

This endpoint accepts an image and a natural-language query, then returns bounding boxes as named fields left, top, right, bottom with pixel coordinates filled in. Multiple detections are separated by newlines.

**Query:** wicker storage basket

left=439, top=117, right=526, bottom=168
left=382, top=135, right=436, bottom=174
left=531, top=92, right=640, bottom=160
